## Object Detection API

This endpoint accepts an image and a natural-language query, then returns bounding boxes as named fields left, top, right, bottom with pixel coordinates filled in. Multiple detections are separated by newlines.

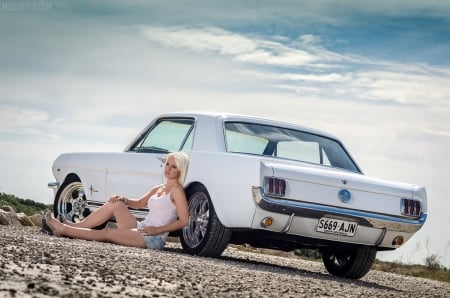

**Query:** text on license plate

left=317, top=217, right=358, bottom=237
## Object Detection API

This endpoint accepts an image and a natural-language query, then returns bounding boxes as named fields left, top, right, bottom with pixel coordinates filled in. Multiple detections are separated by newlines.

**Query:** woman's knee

left=106, top=200, right=126, bottom=209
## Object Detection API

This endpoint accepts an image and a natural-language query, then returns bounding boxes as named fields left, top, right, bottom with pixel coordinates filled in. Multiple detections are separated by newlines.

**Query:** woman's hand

left=108, top=195, right=128, bottom=204
left=138, top=226, right=160, bottom=236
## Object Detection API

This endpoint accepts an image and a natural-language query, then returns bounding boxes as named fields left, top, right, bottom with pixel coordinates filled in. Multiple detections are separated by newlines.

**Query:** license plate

left=317, top=217, right=358, bottom=237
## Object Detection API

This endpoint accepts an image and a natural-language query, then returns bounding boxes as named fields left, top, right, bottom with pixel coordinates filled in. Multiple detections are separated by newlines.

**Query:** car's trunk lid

left=261, top=160, right=418, bottom=216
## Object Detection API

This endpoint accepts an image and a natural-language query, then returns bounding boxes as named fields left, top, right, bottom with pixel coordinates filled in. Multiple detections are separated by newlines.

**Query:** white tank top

left=139, top=190, right=178, bottom=240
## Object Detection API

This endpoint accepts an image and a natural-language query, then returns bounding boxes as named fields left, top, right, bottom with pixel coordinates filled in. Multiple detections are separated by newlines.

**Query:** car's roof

left=159, top=111, right=338, bottom=140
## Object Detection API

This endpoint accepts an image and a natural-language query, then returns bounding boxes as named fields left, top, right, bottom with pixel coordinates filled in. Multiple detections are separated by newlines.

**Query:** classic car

left=48, top=112, right=427, bottom=279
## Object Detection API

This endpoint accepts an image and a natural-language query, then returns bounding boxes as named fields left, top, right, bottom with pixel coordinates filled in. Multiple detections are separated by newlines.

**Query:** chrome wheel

left=180, top=185, right=231, bottom=256
left=56, top=181, right=90, bottom=223
left=182, top=191, right=210, bottom=248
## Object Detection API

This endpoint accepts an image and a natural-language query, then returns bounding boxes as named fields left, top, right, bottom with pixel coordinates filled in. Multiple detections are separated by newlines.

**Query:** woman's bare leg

left=65, top=201, right=137, bottom=229
left=48, top=216, right=147, bottom=248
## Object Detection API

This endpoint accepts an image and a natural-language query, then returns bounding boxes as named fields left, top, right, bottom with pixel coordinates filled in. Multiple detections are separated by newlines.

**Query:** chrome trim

left=88, top=201, right=149, bottom=220
left=48, top=182, right=59, bottom=189
left=252, top=186, right=427, bottom=233
left=281, top=213, right=295, bottom=233
left=375, top=228, right=387, bottom=246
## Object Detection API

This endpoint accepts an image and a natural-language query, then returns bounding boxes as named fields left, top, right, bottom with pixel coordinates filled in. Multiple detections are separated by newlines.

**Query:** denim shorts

left=137, top=221, right=166, bottom=250
left=142, top=235, right=165, bottom=250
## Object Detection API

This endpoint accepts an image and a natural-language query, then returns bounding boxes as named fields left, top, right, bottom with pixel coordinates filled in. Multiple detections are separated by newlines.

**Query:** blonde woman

left=43, top=151, right=189, bottom=250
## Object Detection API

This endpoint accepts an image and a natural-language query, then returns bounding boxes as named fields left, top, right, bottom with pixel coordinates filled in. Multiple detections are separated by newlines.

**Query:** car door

left=105, top=117, right=195, bottom=199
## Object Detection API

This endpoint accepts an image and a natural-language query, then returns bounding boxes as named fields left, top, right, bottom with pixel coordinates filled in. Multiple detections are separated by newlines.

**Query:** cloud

left=422, top=127, right=450, bottom=138
left=138, top=25, right=450, bottom=109
left=140, top=26, right=319, bottom=67
left=139, top=26, right=377, bottom=69
left=244, top=70, right=351, bottom=83
left=351, top=70, right=450, bottom=107
left=0, top=105, right=48, bottom=133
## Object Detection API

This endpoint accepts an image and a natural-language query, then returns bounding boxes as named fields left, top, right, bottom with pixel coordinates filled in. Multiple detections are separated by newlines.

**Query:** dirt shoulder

left=1, top=225, right=449, bottom=297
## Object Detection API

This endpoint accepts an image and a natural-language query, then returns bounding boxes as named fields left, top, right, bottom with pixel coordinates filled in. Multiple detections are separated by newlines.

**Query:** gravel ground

left=0, top=225, right=448, bottom=297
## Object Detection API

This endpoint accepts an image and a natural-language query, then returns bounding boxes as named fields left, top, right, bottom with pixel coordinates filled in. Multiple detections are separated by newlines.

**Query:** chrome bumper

left=252, top=186, right=426, bottom=233
left=48, top=181, right=59, bottom=190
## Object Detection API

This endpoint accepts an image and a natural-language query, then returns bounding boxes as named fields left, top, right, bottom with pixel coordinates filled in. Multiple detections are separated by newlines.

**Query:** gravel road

left=0, top=225, right=448, bottom=297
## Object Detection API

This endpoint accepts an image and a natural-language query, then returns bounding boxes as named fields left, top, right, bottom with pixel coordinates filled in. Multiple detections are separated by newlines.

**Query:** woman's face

left=164, top=156, right=180, bottom=181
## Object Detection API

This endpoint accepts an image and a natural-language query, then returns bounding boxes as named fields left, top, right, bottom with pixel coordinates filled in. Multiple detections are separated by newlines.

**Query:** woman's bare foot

left=41, top=209, right=54, bottom=235
left=45, top=215, right=63, bottom=236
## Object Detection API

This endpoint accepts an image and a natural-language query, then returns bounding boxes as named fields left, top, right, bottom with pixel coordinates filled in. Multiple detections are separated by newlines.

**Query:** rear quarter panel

left=186, top=151, right=262, bottom=228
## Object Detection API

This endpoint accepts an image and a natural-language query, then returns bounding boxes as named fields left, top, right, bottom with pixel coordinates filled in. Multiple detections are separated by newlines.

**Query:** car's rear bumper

left=251, top=186, right=426, bottom=248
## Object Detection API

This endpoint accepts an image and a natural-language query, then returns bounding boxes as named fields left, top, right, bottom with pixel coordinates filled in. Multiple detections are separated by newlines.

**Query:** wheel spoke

left=193, top=226, right=202, bottom=243
left=58, top=182, right=89, bottom=223
left=200, top=200, right=208, bottom=213
left=183, top=191, right=210, bottom=248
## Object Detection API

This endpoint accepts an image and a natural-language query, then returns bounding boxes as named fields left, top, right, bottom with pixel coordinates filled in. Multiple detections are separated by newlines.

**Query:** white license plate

left=317, top=217, right=358, bottom=237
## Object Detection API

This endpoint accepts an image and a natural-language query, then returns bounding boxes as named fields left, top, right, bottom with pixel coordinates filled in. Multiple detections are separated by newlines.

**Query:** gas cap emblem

left=338, top=189, right=352, bottom=203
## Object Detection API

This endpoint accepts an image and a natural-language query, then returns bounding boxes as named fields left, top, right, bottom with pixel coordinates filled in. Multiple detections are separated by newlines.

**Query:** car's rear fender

left=185, top=151, right=262, bottom=228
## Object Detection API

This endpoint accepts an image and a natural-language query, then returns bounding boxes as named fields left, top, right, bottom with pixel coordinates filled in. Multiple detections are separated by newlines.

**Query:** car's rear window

left=224, top=122, right=359, bottom=172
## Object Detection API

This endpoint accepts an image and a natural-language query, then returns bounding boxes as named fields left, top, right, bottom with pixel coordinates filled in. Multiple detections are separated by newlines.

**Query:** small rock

left=17, top=213, right=35, bottom=227
left=1, top=206, right=16, bottom=213
left=29, top=214, right=43, bottom=227
left=0, top=209, right=21, bottom=226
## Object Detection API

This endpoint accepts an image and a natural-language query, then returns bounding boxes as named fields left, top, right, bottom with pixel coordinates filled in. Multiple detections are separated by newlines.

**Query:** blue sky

left=1, top=1, right=449, bottom=267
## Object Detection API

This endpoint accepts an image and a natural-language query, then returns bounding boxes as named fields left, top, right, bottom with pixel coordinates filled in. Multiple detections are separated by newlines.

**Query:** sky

left=0, top=0, right=449, bottom=267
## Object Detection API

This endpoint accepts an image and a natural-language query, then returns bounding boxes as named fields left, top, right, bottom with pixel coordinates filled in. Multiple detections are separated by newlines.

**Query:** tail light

left=401, top=198, right=421, bottom=217
left=264, top=177, right=286, bottom=197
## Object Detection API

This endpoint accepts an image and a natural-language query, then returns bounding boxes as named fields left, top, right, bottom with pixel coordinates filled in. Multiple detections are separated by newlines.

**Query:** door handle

left=156, top=157, right=166, bottom=166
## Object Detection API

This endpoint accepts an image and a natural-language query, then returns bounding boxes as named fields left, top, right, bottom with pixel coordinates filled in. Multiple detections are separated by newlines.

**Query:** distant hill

left=0, top=192, right=51, bottom=216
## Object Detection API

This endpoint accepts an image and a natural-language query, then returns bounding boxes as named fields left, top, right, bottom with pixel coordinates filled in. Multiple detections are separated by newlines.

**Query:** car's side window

left=225, top=129, right=268, bottom=154
left=276, top=141, right=331, bottom=166
left=131, top=118, right=194, bottom=153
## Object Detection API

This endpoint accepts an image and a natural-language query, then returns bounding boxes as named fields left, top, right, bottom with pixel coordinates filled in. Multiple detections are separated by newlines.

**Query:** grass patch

left=373, top=260, right=449, bottom=283
left=236, top=246, right=450, bottom=283
left=0, top=192, right=51, bottom=216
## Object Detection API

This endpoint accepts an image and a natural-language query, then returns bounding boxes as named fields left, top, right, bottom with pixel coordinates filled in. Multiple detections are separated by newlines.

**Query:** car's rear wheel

left=321, top=246, right=377, bottom=279
left=54, top=176, right=91, bottom=223
left=180, top=185, right=231, bottom=257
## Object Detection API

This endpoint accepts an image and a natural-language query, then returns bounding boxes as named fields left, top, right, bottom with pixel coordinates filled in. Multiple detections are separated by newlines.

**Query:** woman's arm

left=111, top=185, right=161, bottom=209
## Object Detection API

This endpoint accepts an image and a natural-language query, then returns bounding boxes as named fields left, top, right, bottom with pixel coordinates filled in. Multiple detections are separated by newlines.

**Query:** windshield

left=129, top=118, right=194, bottom=153
left=224, top=122, right=360, bottom=173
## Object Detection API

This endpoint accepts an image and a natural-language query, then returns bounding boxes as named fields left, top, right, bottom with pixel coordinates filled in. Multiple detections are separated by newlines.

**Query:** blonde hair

left=166, top=151, right=189, bottom=185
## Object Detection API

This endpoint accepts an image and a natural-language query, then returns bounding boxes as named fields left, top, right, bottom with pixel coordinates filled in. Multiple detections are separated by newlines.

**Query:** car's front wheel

left=180, top=185, right=231, bottom=257
left=53, top=176, right=91, bottom=223
left=321, top=246, right=377, bottom=279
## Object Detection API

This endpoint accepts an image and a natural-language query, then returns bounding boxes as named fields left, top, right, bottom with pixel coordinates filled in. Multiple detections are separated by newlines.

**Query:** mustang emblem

left=338, top=189, right=352, bottom=203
